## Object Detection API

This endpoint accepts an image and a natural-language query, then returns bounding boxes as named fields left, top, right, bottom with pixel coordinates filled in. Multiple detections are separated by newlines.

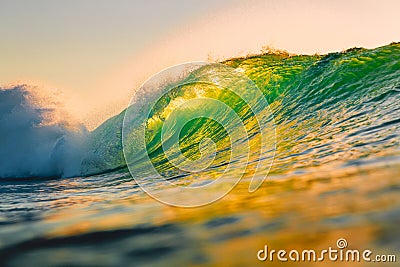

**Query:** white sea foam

left=0, top=85, right=89, bottom=178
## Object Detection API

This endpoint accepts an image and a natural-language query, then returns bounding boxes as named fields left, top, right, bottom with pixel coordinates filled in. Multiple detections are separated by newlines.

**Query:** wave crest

left=0, top=85, right=88, bottom=178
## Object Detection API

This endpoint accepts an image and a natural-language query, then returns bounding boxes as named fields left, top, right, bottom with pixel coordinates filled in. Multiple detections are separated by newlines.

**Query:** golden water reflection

left=16, top=162, right=396, bottom=266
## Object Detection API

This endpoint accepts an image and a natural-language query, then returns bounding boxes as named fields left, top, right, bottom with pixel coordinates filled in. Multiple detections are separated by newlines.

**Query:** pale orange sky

left=1, top=0, right=399, bottom=129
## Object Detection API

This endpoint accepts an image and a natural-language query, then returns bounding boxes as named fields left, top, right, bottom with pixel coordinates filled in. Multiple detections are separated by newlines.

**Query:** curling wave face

left=0, top=43, right=399, bottom=180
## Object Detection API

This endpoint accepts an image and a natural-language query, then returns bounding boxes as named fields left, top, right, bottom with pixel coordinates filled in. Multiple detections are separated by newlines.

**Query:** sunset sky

left=1, top=0, right=399, bottom=129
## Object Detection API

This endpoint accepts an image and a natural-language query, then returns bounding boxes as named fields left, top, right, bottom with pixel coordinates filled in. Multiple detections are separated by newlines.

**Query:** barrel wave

left=1, top=43, right=399, bottom=180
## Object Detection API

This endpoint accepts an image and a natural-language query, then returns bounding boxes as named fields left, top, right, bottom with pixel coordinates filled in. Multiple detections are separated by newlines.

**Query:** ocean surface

left=1, top=43, right=400, bottom=266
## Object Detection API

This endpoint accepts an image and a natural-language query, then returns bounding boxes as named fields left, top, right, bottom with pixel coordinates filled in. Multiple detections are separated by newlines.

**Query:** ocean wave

left=1, top=43, right=399, bottom=180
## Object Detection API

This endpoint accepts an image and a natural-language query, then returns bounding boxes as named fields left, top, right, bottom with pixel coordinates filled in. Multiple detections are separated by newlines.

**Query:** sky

left=1, top=0, right=399, bottom=129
